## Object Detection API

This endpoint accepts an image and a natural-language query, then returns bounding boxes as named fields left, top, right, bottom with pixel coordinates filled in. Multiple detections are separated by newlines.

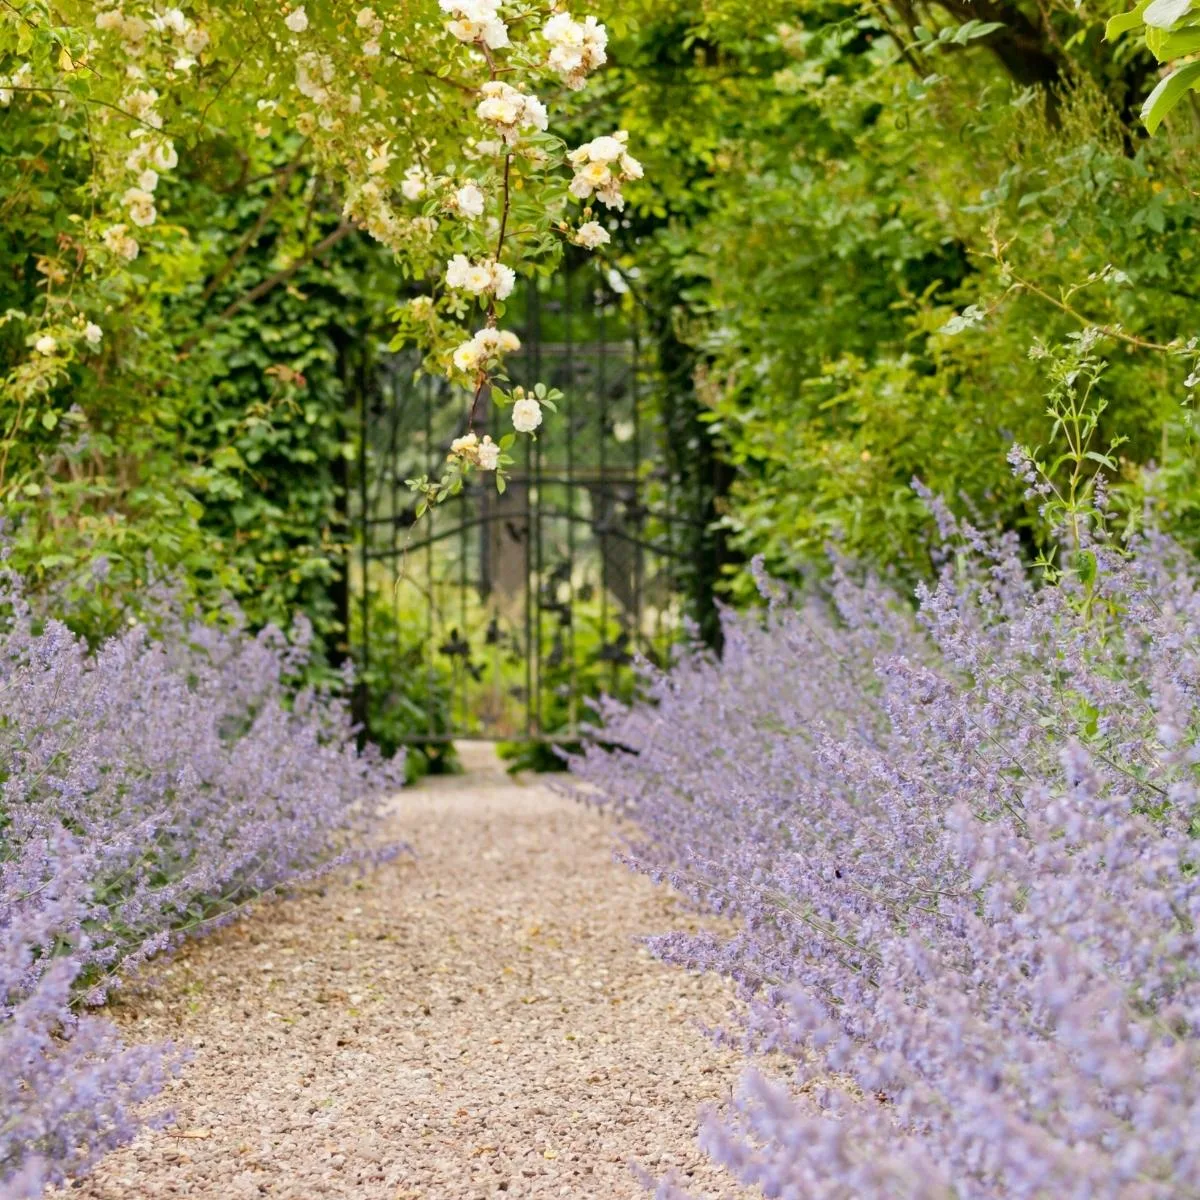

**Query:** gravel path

left=74, top=747, right=751, bottom=1199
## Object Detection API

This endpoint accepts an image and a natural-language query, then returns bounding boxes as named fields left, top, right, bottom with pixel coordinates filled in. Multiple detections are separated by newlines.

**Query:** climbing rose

left=574, top=221, right=610, bottom=249
left=511, top=396, right=542, bottom=433
left=34, top=335, right=56, bottom=355
left=568, top=131, right=643, bottom=210
left=476, top=81, right=548, bottom=143
left=477, top=435, right=500, bottom=471
left=440, top=0, right=509, bottom=49
left=122, top=187, right=157, bottom=228
left=445, top=255, right=515, bottom=300
left=456, top=183, right=485, bottom=218
left=284, top=6, right=308, bottom=32
left=84, top=323, right=103, bottom=348
left=451, top=327, right=521, bottom=375
left=400, top=165, right=428, bottom=201
left=542, top=11, right=607, bottom=90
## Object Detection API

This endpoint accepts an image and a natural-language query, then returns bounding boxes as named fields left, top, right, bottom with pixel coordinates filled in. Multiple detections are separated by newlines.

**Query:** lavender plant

left=1, top=837, right=177, bottom=1197
left=1, top=556, right=404, bottom=1193
left=571, top=509, right=1200, bottom=1198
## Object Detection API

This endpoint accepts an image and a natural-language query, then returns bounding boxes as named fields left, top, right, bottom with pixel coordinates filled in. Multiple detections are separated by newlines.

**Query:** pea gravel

left=70, top=746, right=756, bottom=1199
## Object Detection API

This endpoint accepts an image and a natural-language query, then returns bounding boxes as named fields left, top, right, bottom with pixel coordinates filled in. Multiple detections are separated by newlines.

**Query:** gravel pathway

left=74, top=747, right=752, bottom=1199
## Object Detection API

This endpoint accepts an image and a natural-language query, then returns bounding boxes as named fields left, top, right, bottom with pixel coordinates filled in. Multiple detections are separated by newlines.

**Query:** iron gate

left=351, top=263, right=697, bottom=746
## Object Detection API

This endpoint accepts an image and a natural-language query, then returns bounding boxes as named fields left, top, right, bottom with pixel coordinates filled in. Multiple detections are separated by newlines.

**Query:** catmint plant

left=0, top=554, right=404, bottom=1194
left=570, top=505, right=1200, bottom=1198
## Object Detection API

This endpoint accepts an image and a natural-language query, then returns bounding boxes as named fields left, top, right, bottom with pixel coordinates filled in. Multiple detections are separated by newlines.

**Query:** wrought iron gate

left=351, top=263, right=696, bottom=746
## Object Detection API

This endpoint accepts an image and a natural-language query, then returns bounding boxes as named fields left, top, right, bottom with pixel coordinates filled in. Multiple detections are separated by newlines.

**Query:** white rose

left=586, top=135, right=625, bottom=163
left=35, top=334, right=57, bottom=355
left=401, top=166, right=426, bottom=201
left=453, top=340, right=483, bottom=373
left=284, top=7, right=308, bottom=33
left=477, top=436, right=500, bottom=471
left=122, top=186, right=157, bottom=227
left=138, top=168, right=159, bottom=192
left=152, top=140, right=178, bottom=170
left=512, top=396, right=542, bottom=434
left=84, top=322, right=103, bottom=347
left=490, top=262, right=516, bottom=300
left=575, top=221, right=610, bottom=250
left=455, top=183, right=485, bottom=218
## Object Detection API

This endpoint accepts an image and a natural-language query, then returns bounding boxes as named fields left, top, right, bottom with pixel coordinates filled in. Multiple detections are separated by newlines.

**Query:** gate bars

left=351, top=261, right=700, bottom=745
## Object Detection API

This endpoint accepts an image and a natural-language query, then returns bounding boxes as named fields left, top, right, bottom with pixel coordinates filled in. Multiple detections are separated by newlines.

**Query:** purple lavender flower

left=571, top=513, right=1200, bottom=1198
left=1, top=557, right=404, bottom=1194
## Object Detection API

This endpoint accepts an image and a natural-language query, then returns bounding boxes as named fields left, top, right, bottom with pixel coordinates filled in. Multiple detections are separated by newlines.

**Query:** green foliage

left=496, top=598, right=640, bottom=772
left=593, top=0, right=1200, bottom=598
left=350, top=589, right=458, bottom=782
left=1108, top=0, right=1200, bottom=132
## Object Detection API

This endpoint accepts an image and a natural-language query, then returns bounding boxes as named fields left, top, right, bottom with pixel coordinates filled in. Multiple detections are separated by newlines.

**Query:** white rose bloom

left=480, top=18, right=509, bottom=48
left=490, top=262, right=516, bottom=300
left=455, top=183, right=485, bottom=218
left=453, top=340, right=483, bottom=373
left=122, top=186, right=157, bottom=227
left=522, top=94, right=548, bottom=132
left=477, top=436, right=500, bottom=471
left=84, top=322, right=103, bottom=347
left=585, top=135, right=625, bottom=163
left=138, top=168, right=159, bottom=192
left=366, top=143, right=392, bottom=175
left=451, top=431, right=479, bottom=456
left=362, top=39, right=381, bottom=56
left=161, top=8, right=188, bottom=34
left=476, top=82, right=547, bottom=142
left=542, top=13, right=606, bottom=88
left=442, top=0, right=509, bottom=47
left=549, top=44, right=584, bottom=74
left=35, top=334, right=57, bottom=355
left=183, top=26, right=210, bottom=54
left=543, top=12, right=582, bottom=45
left=284, top=6, right=308, bottom=32
left=123, top=88, right=160, bottom=122
left=575, top=221, right=610, bottom=249
left=445, top=254, right=473, bottom=289
left=511, top=396, right=542, bottom=434
left=103, top=224, right=140, bottom=260
left=498, top=330, right=520, bottom=352
left=463, top=264, right=493, bottom=293
left=401, top=165, right=427, bottom=201
left=596, top=183, right=625, bottom=211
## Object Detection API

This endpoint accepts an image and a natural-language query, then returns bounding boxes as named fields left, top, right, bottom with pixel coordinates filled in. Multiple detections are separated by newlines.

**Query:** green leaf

left=1141, top=60, right=1200, bottom=131
left=1146, top=24, right=1200, bottom=59
left=1106, top=0, right=1153, bottom=37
